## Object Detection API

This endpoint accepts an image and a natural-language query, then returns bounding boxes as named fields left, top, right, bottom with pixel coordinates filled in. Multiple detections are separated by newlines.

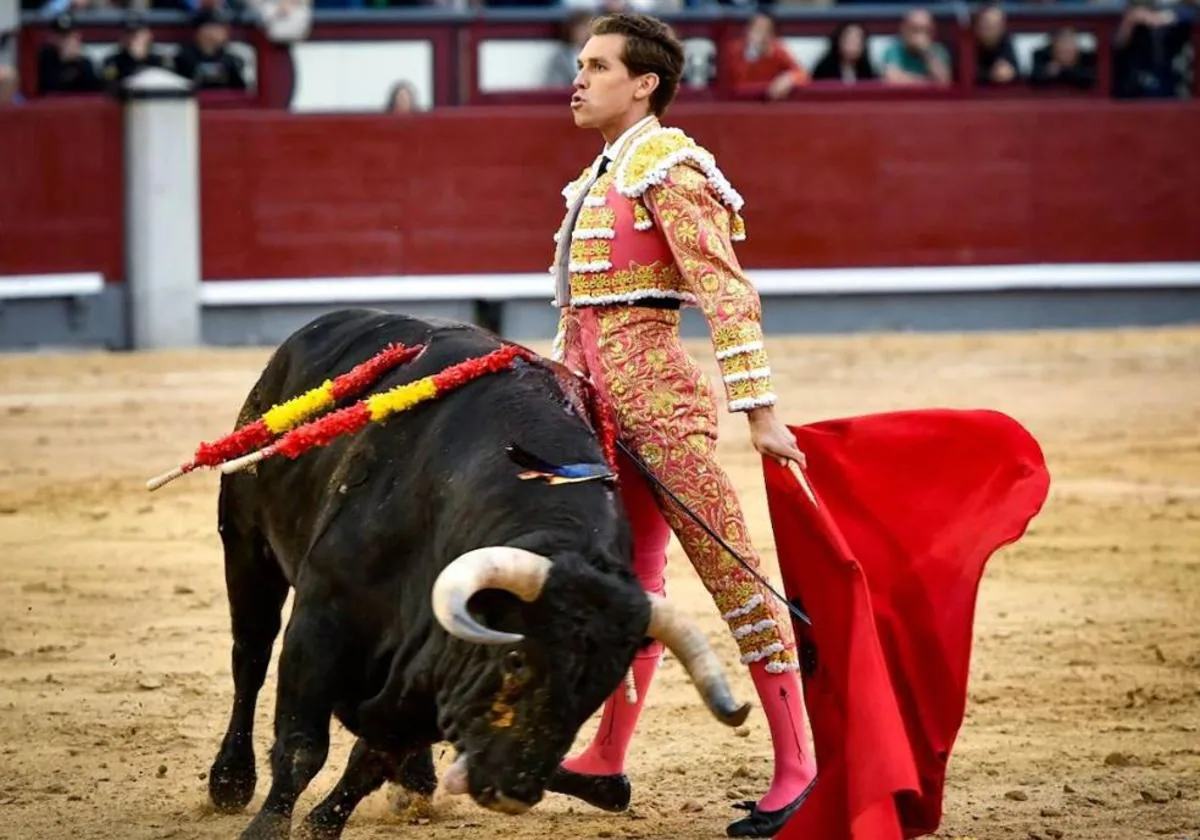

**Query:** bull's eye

left=504, top=649, right=528, bottom=675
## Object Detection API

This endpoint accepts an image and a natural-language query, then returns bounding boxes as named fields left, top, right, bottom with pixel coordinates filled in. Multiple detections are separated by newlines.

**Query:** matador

left=542, top=13, right=818, bottom=839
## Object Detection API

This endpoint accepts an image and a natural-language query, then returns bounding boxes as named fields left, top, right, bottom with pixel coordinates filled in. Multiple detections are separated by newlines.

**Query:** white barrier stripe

left=0, top=273, right=105, bottom=301
left=4, top=262, right=1200, bottom=305
left=197, top=262, right=1200, bottom=305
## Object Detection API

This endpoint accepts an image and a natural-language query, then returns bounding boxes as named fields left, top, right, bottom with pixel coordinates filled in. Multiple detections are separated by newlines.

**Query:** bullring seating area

left=3, top=1, right=1196, bottom=109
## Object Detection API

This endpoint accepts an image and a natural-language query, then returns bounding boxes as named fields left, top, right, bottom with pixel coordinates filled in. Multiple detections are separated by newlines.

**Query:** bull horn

left=646, top=593, right=752, bottom=728
left=431, top=547, right=553, bottom=646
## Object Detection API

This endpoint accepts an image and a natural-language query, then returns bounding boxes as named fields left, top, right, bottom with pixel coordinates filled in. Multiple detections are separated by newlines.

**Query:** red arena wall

left=0, top=99, right=125, bottom=282
left=197, top=100, right=1200, bottom=281
left=2, top=99, right=1198, bottom=284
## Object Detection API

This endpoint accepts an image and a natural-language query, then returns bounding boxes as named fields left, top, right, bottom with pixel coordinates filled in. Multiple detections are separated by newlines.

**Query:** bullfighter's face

left=570, top=34, right=658, bottom=137
left=429, top=547, right=750, bottom=815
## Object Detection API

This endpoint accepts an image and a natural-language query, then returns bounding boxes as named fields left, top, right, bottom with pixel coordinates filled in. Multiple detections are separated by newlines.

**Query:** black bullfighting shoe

left=725, top=778, right=817, bottom=838
left=546, top=766, right=631, bottom=812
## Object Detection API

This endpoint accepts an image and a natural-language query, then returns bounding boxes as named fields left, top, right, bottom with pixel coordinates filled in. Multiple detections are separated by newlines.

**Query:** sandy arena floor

left=1, top=325, right=1198, bottom=840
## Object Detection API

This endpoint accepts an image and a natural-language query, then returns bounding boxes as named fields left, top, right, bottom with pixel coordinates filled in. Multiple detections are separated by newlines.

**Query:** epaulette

left=612, top=127, right=745, bottom=214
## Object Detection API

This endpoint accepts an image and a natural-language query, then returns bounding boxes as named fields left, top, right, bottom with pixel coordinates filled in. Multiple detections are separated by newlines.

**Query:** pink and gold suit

left=550, top=118, right=798, bottom=676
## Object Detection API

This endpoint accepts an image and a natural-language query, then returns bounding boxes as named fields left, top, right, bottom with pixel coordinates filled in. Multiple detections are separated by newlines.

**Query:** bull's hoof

left=209, top=757, right=257, bottom=813
left=395, top=747, right=438, bottom=797
left=296, top=808, right=346, bottom=840
left=546, top=767, right=630, bottom=813
left=239, top=809, right=292, bottom=840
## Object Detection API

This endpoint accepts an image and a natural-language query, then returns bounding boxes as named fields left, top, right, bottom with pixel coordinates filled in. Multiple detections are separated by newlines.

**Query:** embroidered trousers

left=558, top=304, right=799, bottom=674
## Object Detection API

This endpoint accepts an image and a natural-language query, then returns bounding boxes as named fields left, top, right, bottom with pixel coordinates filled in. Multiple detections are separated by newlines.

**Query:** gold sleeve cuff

left=713, top=324, right=774, bottom=410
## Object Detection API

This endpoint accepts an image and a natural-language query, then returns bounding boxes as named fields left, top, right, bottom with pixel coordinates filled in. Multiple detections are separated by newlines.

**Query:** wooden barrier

left=3, top=96, right=1199, bottom=287
left=195, top=99, right=1200, bottom=281
left=0, top=97, right=125, bottom=282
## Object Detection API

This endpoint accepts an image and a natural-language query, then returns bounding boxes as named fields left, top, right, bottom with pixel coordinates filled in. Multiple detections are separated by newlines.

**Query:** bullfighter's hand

left=747, top=406, right=807, bottom=468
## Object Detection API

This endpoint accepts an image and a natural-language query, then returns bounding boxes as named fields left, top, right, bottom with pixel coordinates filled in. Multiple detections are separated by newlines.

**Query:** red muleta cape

left=763, top=409, right=1051, bottom=840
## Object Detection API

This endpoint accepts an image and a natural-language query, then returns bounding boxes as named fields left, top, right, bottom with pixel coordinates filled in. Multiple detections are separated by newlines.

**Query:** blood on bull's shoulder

left=201, top=308, right=749, bottom=840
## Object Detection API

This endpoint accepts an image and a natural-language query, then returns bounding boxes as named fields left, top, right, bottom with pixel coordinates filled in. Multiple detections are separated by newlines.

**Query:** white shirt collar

left=602, top=114, right=656, bottom=165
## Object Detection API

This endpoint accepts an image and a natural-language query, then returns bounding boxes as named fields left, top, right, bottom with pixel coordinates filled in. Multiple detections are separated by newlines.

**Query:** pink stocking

left=747, top=661, right=817, bottom=811
left=562, top=456, right=670, bottom=777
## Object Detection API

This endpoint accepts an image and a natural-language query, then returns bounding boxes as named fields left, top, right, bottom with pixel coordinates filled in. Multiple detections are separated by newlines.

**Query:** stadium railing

left=12, top=2, right=1195, bottom=108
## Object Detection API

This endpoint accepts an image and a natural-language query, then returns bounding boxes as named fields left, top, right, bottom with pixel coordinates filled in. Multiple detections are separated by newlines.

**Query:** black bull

left=206, top=309, right=751, bottom=840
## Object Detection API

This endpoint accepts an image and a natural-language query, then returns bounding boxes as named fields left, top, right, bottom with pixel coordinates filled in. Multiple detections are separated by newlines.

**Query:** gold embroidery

left=712, top=322, right=763, bottom=354
left=725, top=376, right=775, bottom=405
left=616, top=128, right=696, bottom=196
left=615, top=126, right=745, bottom=214
left=556, top=307, right=797, bottom=671
left=575, top=205, right=616, bottom=232
left=568, top=261, right=690, bottom=304
left=719, top=347, right=770, bottom=377
left=568, top=238, right=611, bottom=267
left=666, top=165, right=709, bottom=192
left=640, top=164, right=775, bottom=410
left=588, top=171, right=614, bottom=200
left=633, top=202, right=653, bottom=231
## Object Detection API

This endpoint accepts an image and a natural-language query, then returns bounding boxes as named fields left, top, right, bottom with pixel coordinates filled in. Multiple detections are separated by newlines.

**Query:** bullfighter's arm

left=641, top=165, right=777, bottom=413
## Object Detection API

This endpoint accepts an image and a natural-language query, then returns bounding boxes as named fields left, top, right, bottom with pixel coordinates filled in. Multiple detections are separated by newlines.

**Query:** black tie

left=597, top=156, right=610, bottom=176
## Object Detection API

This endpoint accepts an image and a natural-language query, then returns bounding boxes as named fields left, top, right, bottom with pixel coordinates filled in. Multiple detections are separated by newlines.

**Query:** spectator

left=101, top=13, right=169, bottom=91
left=974, top=2, right=1020, bottom=85
left=0, top=63, right=24, bottom=104
left=881, top=8, right=952, bottom=86
left=486, top=0, right=557, bottom=9
left=385, top=79, right=418, bottom=113
left=37, top=13, right=104, bottom=94
left=174, top=7, right=248, bottom=90
left=167, top=0, right=253, bottom=14
left=1112, top=0, right=1193, bottom=98
left=725, top=11, right=809, bottom=100
left=810, top=22, right=877, bottom=84
left=1030, top=27, right=1096, bottom=90
left=244, top=0, right=312, bottom=43
left=545, top=11, right=592, bottom=87
left=39, top=0, right=112, bottom=18
left=560, top=0, right=677, bottom=13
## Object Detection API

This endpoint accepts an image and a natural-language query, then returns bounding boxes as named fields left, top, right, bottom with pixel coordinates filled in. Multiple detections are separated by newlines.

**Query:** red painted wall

left=0, top=99, right=125, bottom=282
left=198, top=108, right=596, bottom=280
left=3, top=99, right=1197, bottom=284
left=200, top=101, right=1200, bottom=281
